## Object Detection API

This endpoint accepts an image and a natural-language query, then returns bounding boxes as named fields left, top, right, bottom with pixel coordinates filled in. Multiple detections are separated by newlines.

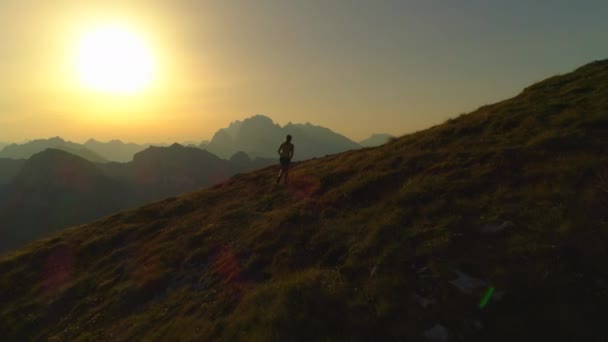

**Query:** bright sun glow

left=75, top=25, right=155, bottom=94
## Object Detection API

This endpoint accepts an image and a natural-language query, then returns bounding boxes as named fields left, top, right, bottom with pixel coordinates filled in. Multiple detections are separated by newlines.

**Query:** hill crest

left=1, top=59, right=607, bottom=340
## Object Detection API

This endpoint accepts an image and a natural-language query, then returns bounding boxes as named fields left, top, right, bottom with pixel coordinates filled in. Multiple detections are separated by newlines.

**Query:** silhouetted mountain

left=2, top=60, right=607, bottom=340
left=0, top=142, right=10, bottom=150
left=284, top=122, right=361, bottom=159
left=0, top=137, right=106, bottom=163
left=0, top=158, right=25, bottom=184
left=229, top=151, right=276, bottom=171
left=359, top=133, right=394, bottom=147
left=206, top=114, right=360, bottom=160
left=229, top=150, right=251, bottom=165
left=180, top=140, right=201, bottom=147
left=0, top=145, right=278, bottom=252
left=84, top=143, right=242, bottom=200
left=127, top=144, right=235, bottom=200
left=84, top=139, right=147, bottom=163
left=0, top=149, right=127, bottom=251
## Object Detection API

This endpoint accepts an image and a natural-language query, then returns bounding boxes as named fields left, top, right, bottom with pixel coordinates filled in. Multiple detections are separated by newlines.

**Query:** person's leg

left=277, top=160, right=287, bottom=183
left=276, top=167, right=283, bottom=183
left=284, top=165, right=289, bottom=184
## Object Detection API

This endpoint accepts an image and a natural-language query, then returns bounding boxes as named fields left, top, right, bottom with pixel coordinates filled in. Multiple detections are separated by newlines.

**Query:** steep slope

left=0, top=137, right=107, bottom=163
left=1, top=60, right=607, bottom=341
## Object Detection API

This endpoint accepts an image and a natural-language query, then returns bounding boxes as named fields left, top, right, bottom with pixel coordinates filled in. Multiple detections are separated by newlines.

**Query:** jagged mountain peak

left=207, top=114, right=359, bottom=159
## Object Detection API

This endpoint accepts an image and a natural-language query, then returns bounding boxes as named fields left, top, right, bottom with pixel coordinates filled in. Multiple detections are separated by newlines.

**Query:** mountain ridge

left=4, top=115, right=365, bottom=164
left=1, top=59, right=607, bottom=340
left=0, top=145, right=276, bottom=253
left=205, top=114, right=361, bottom=160
left=0, top=137, right=107, bottom=163
left=0, top=149, right=128, bottom=251
left=84, top=139, right=148, bottom=163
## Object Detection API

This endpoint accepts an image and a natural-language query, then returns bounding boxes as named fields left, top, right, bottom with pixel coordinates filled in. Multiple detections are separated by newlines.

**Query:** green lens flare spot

left=479, top=286, right=495, bottom=309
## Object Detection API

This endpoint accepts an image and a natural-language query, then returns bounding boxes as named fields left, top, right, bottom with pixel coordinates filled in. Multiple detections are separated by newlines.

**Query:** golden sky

left=1, top=0, right=607, bottom=143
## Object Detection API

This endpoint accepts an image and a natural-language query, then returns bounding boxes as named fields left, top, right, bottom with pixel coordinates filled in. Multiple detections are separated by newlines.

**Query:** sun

left=75, top=24, right=155, bottom=94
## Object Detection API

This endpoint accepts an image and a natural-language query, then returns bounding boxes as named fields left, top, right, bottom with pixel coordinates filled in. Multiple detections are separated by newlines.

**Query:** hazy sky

left=1, top=0, right=607, bottom=143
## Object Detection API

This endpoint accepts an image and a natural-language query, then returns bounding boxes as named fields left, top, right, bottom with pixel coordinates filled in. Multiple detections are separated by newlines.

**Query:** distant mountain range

left=0, top=137, right=107, bottom=163
left=84, top=139, right=149, bottom=162
left=0, top=137, right=150, bottom=163
left=0, top=145, right=275, bottom=252
left=2, top=118, right=391, bottom=163
left=0, top=149, right=127, bottom=250
left=0, top=118, right=390, bottom=251
left=203, top=115, right=362, bottom=160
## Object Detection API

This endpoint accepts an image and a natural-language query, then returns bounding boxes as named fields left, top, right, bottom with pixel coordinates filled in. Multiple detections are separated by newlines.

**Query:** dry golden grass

left=1, top=59, right=607, bottom=341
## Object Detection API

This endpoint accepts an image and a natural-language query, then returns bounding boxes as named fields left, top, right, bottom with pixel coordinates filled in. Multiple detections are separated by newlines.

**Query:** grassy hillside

left=1, top=60, right=607, bottom=341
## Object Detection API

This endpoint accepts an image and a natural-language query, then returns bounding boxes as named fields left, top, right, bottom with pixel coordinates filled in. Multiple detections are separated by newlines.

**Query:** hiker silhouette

left=276, top=135, right=294, bottom=184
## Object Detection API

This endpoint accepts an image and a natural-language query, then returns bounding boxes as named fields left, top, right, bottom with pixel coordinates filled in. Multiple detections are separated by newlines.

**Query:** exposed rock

left=417, top=266, right=429, bottom=274
left=449, top=271, right=487, bottom=295
left=480, top=221, right=513, bottom=234
left=369, top=263, right=379, bottom=278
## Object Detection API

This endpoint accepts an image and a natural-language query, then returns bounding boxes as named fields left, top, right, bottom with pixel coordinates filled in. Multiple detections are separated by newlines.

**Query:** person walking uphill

left=276, top=135, right=294, bottom=184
